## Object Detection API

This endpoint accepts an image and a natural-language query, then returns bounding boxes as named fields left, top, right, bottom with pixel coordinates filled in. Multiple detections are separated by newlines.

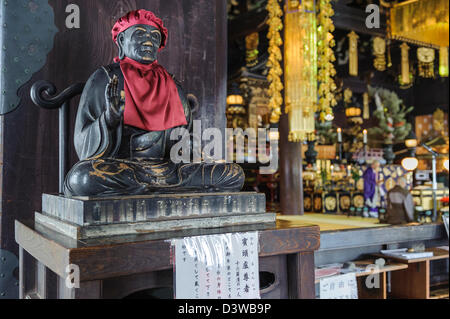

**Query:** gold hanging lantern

left=284, top=0, right=317, bottom=142
left=439, top=46, right=449, bottom=77
left=390, top=0, right=449, bottom=48
left=348, top=31, right=359, bottom=76
left=245, top=32, right=259, bottom=68
left=373, top=37, right=386, bottom=71
left=400, top=42, right=411, bottom=86
left=417, top=47, right=435, bottom=78
left=345, top=106, right=362, bottom=118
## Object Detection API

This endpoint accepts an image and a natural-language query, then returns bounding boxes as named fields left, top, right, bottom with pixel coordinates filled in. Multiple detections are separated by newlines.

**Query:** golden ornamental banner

left=390, top=0, right=449, bottom=47
left=284, top=0, right=317, bottom=142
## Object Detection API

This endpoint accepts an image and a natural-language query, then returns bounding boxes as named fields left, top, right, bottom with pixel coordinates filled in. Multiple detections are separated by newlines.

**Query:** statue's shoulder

left=97, top=62, right=121, bottom=80
left=85, top=63, right=119, bottom=85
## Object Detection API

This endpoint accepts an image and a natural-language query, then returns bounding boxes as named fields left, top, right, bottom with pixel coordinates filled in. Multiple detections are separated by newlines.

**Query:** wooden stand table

left=375, top=247, right=449, bottom=299
left=353, top=260, right=408, bottom=299
left=15, top=218, right=320, bottom=299
left=315, top=259, right=408, bottom=299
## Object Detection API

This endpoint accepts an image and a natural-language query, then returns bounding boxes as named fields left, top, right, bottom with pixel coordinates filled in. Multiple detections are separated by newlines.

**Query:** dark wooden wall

left=0, top=0, right=227, bottom=254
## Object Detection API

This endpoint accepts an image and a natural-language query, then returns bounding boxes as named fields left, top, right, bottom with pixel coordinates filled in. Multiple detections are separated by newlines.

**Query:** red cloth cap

left=112, top=9, right=168, bottom=51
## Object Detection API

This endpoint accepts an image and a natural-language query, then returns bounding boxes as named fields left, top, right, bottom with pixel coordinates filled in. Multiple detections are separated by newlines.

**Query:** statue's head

left=112, top=10, right=168, bottom=64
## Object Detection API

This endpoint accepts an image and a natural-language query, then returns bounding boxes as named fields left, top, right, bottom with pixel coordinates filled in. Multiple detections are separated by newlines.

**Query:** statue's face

left=118, top=24, right=162, bottom=64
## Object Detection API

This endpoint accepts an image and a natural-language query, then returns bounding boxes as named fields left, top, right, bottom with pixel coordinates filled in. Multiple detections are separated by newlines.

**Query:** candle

left=363, top=129, right=368, bottom=144
left=347, top=165, right=352, bottom=176
left=337, top=128, right=342, bottom=143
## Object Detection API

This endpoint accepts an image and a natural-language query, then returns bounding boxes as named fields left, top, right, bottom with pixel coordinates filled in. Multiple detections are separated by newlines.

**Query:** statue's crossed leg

left=64, top=158, right=245, bottom=197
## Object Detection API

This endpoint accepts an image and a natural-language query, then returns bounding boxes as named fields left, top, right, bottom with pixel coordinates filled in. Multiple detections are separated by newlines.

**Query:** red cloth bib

left=119, top=57, right=187, bottom=131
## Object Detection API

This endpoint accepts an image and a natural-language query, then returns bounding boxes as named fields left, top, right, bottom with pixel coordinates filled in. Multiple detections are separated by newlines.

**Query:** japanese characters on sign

left=174, top=232, right=260, bottom=299
left=319, top=273, right=358, bottom=299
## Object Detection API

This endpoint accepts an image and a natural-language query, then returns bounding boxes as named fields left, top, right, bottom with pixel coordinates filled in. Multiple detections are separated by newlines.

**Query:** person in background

left=385, top=177, right=415, bottom=224
left=363, top=160, right=385, bottom=218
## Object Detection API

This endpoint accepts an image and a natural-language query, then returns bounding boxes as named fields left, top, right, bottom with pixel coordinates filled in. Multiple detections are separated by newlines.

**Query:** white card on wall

left=174, top=232, right=260, bottom=299
left=319, top=273, right=358, bottom=299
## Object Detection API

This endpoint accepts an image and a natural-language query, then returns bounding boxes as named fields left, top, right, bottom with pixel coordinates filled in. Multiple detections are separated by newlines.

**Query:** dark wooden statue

left=64, top=10, right=244, bottom=197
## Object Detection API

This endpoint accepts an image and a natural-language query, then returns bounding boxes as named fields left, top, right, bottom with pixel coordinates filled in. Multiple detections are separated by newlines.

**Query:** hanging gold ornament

left=363, top=92, right=369, bottom=120
left=383, top=1, right=393, bottom=69
left=343, top=88, right=352, bottom=104
left=317, top=0, right=337, bottom=122
left=348, top=31, right=359, bottom=76
left=439, top=46, right=449, bottom=77
left=400, top=42, right=411, bottom=86
left=245, top=32, right=259, bottom=68
left=266, top=0, right=284, bottom=123
left=284, top=0, right=317, bottom=142
left=417, top=47, right=435, bottom=78
left=372, top=37, right=386, bottom=71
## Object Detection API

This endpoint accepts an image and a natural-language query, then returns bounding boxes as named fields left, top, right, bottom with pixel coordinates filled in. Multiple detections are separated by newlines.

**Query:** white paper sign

left=174, top=232, right=260, bottom=299
left=319, top=273, right=358, bottom=299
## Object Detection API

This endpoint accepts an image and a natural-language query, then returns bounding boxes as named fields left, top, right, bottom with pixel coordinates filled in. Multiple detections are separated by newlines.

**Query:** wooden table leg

left=390, top=261, right=429, bottom=299
left=19, top=247, right=36, bottom=299
left=287, top=252, right=315, bottom=299
left=36, top=261, right=58, bottom=299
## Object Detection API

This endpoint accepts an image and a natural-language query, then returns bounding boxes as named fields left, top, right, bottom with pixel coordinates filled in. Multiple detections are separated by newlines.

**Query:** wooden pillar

left=279, top=113, right=304, bottom=215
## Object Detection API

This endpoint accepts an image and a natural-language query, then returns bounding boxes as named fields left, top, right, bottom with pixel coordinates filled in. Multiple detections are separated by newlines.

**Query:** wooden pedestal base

left=16, top=219, right=320, bottom=299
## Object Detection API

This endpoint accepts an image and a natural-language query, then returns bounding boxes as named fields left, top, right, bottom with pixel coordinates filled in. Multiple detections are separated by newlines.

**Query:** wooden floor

left=277, top=213, right=390, bottom=232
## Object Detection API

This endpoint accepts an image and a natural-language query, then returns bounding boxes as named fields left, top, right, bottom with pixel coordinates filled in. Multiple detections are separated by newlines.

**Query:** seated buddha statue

left=64, top=9, right=244, bottom=197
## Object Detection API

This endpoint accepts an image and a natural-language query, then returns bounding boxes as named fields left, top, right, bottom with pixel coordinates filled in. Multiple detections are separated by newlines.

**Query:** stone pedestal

left=35, top=192, right=276, bottom=239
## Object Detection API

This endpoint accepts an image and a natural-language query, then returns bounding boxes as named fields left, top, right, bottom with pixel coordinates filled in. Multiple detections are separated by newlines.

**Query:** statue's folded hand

left=105, top=75, right=125, bottom=128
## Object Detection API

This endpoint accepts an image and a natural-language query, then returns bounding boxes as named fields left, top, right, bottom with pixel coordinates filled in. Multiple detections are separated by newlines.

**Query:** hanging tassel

left=363, top=92, right=369, bottom=120
left=387, top=40, right=392, bottom=68
left=348, top=31, right=359, bottom=76
left=400, top=42, right=410, bottom=85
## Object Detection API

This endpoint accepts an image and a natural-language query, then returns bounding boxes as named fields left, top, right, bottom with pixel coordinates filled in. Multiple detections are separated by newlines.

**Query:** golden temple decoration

left=400, top=42, right=411, bottom=86
left=343, top=88, right=352, bottom=104
left=363, top=92, right=369, bottom=120
left=417, top=47, right=435, bottom=78
left=382, top=0, right=393, bottom=69
left=439, top=46, right=449, bottom=77
left=390, top=0, right=449, bottom=47
left=347, top=31, right=359, bottom=76
left=372, top=37, right=386, bottom=71
left=433, top=108, right=445, bottom=136
left=266, top=0, right=284, bottom=123
left=284, top=0, right=317, bottom=142
left=245, top=32, right=259, bottom=68
left=317, top=0, right=337, bottom=122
